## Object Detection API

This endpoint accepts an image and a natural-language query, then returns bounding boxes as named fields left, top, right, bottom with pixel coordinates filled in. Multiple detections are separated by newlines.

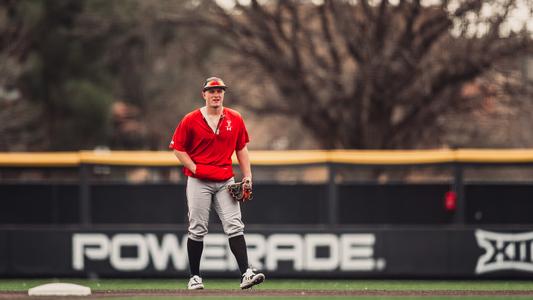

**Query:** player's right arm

left=170, top=113, right=196, bottom=174
left=173, top=150, right=196, bottom=174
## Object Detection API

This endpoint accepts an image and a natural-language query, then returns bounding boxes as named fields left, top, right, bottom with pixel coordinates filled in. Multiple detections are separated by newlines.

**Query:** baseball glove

left=228, top=179, right=253, bottom=202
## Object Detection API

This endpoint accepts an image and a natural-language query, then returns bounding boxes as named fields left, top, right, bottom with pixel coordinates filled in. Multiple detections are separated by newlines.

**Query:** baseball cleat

left=240, top=268, right=265, bottom=289
left=187, top=275, right=204, bottom=290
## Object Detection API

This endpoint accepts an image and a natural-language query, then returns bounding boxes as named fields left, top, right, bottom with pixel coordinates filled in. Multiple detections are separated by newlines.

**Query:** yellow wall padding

left=0, top=152, right=81, bottom=167
left=1, top=149, right=533, bottom=167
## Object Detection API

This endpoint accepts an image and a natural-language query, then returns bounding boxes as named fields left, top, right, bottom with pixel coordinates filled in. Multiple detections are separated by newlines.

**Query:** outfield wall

left=3, top=149, right=533, bottom=227
left=1, top=227, right=533, bottom=278
left=3, top=182, right=533, bottom=225
left=2, top=150, right=533, bottom=278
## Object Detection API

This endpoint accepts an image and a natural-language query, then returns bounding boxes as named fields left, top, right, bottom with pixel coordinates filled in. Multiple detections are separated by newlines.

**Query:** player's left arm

left=236, top=145, right=252, bottom=186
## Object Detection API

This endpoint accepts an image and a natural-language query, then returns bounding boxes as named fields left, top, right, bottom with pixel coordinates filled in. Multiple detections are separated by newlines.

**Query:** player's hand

left=242, top=176, right=252, bottom=188
left=228, top=180, right=253, bottom=202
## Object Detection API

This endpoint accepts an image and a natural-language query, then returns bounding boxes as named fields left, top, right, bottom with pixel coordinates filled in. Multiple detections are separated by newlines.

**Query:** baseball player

left=169, top=77, right=265, bottom=290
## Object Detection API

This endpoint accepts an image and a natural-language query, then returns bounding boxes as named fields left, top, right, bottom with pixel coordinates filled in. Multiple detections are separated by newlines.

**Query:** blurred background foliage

left=0, top=0, right=532, bottom=151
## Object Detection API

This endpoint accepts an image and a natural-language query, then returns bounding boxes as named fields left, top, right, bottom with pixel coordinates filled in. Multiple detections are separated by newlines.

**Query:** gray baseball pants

left=186, top=176, right=244, bottom=241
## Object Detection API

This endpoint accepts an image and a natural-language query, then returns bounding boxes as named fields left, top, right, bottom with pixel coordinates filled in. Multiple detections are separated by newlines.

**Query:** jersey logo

left=226, top=120, right=232, bottom=132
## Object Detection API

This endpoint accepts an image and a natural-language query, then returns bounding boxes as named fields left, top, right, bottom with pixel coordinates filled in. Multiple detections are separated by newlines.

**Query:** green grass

left=108, top=298, right=532, bottom=300
left=1, top=279, right=533, bottom=299
left=1, top=279, right=533, bottom=291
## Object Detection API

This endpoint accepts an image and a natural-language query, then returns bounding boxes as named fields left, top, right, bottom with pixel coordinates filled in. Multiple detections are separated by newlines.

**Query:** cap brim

left=203, top=86, right=227, bottom=91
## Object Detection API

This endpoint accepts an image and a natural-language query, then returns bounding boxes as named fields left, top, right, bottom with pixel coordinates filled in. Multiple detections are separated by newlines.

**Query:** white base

left=28, top=283, right=91, bottom=296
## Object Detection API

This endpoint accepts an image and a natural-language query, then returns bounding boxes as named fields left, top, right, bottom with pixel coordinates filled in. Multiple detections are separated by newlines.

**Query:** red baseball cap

left=202, top=77, right=227, bottom=91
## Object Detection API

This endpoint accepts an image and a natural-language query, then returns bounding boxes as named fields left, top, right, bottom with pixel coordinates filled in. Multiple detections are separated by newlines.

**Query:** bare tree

left=174, top=0, right=532, bottom=149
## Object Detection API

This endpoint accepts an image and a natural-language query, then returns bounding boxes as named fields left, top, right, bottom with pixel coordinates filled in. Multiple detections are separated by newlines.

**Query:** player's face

left=203, top=88, right=225, bottom=109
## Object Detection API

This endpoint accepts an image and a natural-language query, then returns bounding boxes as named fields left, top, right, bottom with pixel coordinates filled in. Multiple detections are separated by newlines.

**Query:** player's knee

left=188, top=232, right=206, bottom=241
left=188, top=223, right=208, bottom=241
left=223, top=220, right=244, bottom=237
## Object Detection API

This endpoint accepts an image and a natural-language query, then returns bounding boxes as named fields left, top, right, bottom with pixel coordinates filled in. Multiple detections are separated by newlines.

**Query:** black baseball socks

left=229, top=235, right=249, bottom=274
left=187, top=238, right=203, bottom=276
left=189, top=235, right=249, bottom=276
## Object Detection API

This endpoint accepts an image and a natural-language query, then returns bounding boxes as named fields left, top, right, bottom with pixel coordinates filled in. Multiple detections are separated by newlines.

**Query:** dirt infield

left=3, top=289, right=533, bottom=299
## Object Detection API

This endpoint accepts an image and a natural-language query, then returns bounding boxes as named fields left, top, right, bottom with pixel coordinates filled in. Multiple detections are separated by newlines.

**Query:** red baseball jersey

left=169, top=107, right=249, bottom=181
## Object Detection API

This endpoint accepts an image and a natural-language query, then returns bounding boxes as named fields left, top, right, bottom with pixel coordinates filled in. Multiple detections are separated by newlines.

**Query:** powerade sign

left=72, top=233, right=386, bottom=273
left=4, top=228, right=533, bottom=278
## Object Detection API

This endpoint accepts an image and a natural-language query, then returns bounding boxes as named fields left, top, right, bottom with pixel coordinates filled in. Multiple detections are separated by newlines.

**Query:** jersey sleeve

left=236, top=117, right=250, bottom=151
left=169, top=117, right=189, bottom=152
